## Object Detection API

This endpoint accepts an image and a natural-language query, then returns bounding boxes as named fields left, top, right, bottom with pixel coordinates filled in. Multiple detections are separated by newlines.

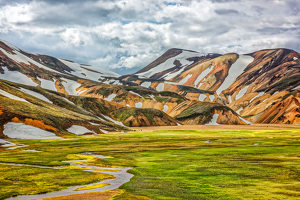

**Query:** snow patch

left=0, top=89, right=28, bottom=102
left=129, top=91, right=143, bottom=98
left=216, top=55, right=253, bottom=94
left=292, top=85, right=300, bottom=90
left=156, top=83, right=164, bottom=91
left=102, top=115, right=126, bottom=127
left=135, top=102, right=142, bottom=108
left=149, top=94, right=156, bottom=101
left=136, top=50, right=204, bottom=78
left=19, top=88, right=52, bottom=103
left=61, top=78, right=81, bottom=95
left=163, top=105, right=169, bottom=112
left=39, top=78, right=57, bottom=91
left=0, top=48, right=61, bottom=73
left=209, top=95, right=215, bottom=101
left=62, top=97, right=75, bottom=105
left=104, top=94, right=116, bottom=101
left=3, top=122, right=61, bottom=139
left=236, top=107, right=243, bottom=115
left=0, top=139, right=16, bottom=147
left=100, top=129, right=108, bottom=134
left=163, top=67, right=186, bottom=80
left=178, top=74, right=192, bottom=85
left=194, top=65, right=214, bottom=87
left=238, top=116, right=252, bottom=125
left=59, top=59, right=119, bottom=81
left=67, top=125, right=96, bottom=135
left=206, top=114, right=219, bottom=125
left=293, top=57, right=298, bottom=60
left=141, top=81, right=151, bottom=88
left=0, top=67, right=37, bottom=86
left=198, top=94, right=206, bottom=101
left=228, top=95, right=232, bottom=104
left=249, top=92, right=265, bottom=103
left=236, top=85, right=249, bottom=100
left=23, top=149, right=43, bottom=152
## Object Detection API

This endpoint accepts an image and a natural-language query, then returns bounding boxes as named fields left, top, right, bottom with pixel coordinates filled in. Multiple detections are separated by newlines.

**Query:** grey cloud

left=215, top=9, right=239, bottom=15
left=0, top=0, right=299, bottom=74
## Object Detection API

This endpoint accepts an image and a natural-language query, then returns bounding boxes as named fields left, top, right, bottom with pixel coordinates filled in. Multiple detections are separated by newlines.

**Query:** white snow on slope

left=178, top=73, right=192, bottom=85
left=0, top=139, right=16, bottom=147
left=129, top=91, right=143, bottom=98
left=135, top=102, right=143, bottom=108
left=236, top=107, right=243, bottom=115
left=209, top=95, right=215, bottom=101
left=163, top=67, right=186, bottom=80
left=199, top=94, right=206, bottom=101
left=206, top=114, right=219, bottom=125
left=293, top=85, right=300, bottom=90
left=111, top=80, right=122, bottom=85
left=67, top=125, right=96, bottom=135
left=59, top=59, right=119, bottom=81
left=249, top=92, right=265, bottom=103
left=0, top=47, right=61, bottom=73
left=239, top=116, right=252, bottom=125
left=19, top=88, right=52, bottom=103
left=0, top=67, right=37, bottom=86
left=163, top=105, right=169, bottom=112
left=216, top=55, right=253, bottom=94
left=61, top=78, right=81, bottom=95
left=104, top=94, right=116, bottom=101
left=236, top=85, right=249, bottom=100
left=149, top=94, right=155, bottom=100
left=156, top=83, right=164, bottom=91
left=100, top=129, right=108, bottom=134
left=39, top=78, right=57, bottom=91
left=0, top=40, right=20, bottom=51
left=141, top=81, right=151, bottom=88
left=194, top=65, right=214, bottom=87
left=293, top=57, right=298, bottom=60
left=102, top=115, right=126, bottom=127
left=3, top=122, right=61, bottom=139
left=62, top=97, right=75, bottom=105
left=136, top=50, right=203, bottom=78
left=0, top=89, right=28, bottom=102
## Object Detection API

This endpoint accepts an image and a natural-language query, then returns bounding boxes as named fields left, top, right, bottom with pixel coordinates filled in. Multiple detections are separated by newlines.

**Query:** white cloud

left=0, top=0, right=299, bottom=73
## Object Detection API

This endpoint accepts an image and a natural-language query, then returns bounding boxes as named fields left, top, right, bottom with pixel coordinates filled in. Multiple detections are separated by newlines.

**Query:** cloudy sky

left=0, top=0, right=299, bottom=74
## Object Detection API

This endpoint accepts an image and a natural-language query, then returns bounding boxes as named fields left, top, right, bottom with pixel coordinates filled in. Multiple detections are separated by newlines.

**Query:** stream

left=4, top=153, right=134, bottom=200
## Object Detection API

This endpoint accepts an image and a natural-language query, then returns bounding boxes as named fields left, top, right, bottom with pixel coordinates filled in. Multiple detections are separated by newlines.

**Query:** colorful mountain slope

left=115, top=48, right=300, bottom=124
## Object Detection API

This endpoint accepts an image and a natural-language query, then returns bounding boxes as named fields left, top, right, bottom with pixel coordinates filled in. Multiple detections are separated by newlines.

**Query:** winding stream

left=4, top=153, right=133, bottom=200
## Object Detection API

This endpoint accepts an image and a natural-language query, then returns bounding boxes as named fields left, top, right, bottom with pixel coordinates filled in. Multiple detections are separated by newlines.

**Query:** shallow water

left=5, top=153, right=133, bottom=200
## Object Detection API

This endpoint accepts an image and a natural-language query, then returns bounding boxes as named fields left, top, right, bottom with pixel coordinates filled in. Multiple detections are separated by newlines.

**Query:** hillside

left=0, top=40, right=299, bottom=139
left=114, top=48, right=300, bottom=124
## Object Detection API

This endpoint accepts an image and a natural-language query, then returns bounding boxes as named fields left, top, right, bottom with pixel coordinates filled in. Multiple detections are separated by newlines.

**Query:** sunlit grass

left=75, top=183, right=110, bottom=191
left=0, top=128, right=299, bottom=199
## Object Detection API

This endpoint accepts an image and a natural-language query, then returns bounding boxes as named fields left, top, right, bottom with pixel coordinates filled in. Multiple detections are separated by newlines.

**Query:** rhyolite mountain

left=0, top=40, right=299, bottom=139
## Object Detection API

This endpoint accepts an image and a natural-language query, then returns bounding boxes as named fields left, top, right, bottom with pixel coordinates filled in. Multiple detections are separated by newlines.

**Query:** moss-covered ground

left=0, top=128, right=299, bottom=199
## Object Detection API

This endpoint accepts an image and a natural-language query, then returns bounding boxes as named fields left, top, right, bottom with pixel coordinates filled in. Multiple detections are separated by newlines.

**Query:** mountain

left=0, top=40, right=299, bottom=139
left=113, top=48, right=300, bottom=124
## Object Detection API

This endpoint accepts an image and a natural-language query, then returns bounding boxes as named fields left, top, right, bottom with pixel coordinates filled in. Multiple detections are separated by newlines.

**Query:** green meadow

left=0, top=128, right=299, bottom=199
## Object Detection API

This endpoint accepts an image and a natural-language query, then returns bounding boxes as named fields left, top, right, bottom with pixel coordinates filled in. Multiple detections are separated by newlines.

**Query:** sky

left=0, top=0, right=299, bottom=74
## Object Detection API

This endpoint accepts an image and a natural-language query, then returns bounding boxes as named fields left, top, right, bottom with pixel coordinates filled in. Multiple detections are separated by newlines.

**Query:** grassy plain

left=0, top=126, right=299, bottom=199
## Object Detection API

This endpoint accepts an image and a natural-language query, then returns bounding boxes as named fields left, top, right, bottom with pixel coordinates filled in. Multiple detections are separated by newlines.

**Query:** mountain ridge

left=0, top=40, right=299, bottom=139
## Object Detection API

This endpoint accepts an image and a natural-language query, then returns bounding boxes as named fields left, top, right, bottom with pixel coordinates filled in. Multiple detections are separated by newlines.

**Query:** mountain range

left=0, top=40, right=299, bottom=139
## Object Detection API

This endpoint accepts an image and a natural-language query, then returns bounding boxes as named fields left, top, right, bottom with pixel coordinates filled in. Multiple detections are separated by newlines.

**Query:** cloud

left=0, top=0, right=299, bottom=74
